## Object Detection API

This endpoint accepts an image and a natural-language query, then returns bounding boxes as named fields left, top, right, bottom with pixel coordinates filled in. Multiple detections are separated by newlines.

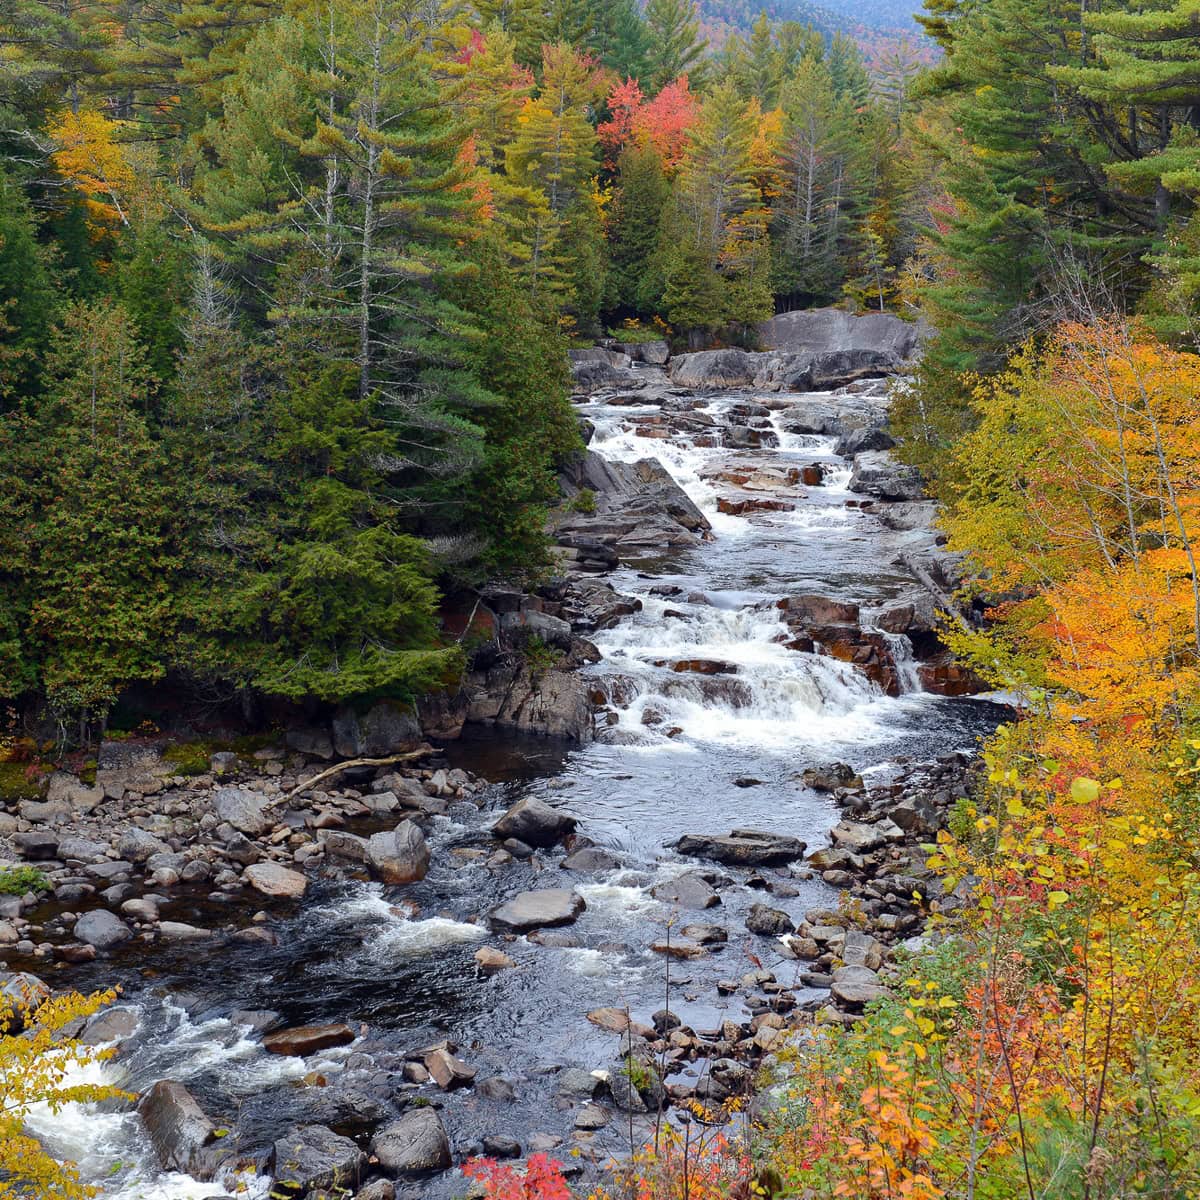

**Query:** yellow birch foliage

left=48, top=109, right=135, bottom=231
left=0, top=982, right=129, bottom=1199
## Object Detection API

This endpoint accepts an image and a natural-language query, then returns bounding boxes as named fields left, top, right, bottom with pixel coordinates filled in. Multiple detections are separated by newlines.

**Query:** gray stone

left=158, top=921, right=213, bottom=941
left=675, top=829, right=806, bottom=866
left=651, top=872, right=721, bottom=910
left=370, top=1107, right=452, bottom=1175
left=320, top=830, right=370, bottom=862
left=243, top=862, right=308, bottom=899
left=491, top=797, right=577, bottom=849
left=745, top=904, right=793, bottom=936
left=561, top=847, right=619, bottom=872
left=82, top=1006, right=140, bottom=1044
left=831, top=965, right=889, bottom=1008
left=285, top=727, right=335, bottom=760
left=117, top=827, right=171, bottom=863
left=759, top=308, right=923, bottom=361
left=574, top=1103, right=609, bottom=1130
left=849, top=451, right=924, bottom=501
left=488, top=889, right=585, bottom=933
left=12, top=831, right=59, bottom=858
left=56, top=836, right=109, bottom=862
left=139, top=1080, right=223, bottom=1180
left=212, top=788, right=272, bottom=837
left=74, top=909, right=133, bottom=949
left=365, top=822, right=429, bottom=885
left=273, top=1124, right=366, bottom=1194
left=332, top=701, right=421, bottom=759
left=46, top=771, right=104, bottom=812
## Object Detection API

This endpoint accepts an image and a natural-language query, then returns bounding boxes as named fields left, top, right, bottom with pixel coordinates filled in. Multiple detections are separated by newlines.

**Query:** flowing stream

left=28, top=379, right=1007, bottom=1199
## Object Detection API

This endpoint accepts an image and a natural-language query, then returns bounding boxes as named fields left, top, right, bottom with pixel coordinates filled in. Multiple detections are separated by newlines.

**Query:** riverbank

left=3, top=328, right=1009, bottom=1200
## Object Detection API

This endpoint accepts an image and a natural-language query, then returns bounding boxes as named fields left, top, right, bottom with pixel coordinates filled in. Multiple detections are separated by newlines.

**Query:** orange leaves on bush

left=463, top=1153, right=572, bottom=1200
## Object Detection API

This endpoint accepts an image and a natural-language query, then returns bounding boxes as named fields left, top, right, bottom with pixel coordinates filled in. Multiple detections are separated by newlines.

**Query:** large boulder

left=332, top=701, right=422, bottom=759
left=668, top=349, right=757, bottom=388
left=759, top=308, right=924, bottom=361
left=74, top=909, right=133, bottom=950
left=488, top=889, right=586, bottom=933
left=675, top=829, right=806, bottom=866
left=371, top=1107, right=452, bottom=1175
left=138, top=1080, right=222, bottom=1180
left=463, top=660, right=593, bottom=742
left=849, top=452, right=924, bottom=501
left=498, top=608, right=574, bottom=651
left=273, top=1124, right=366, bottom=1196
left=490, top=797, right=577, bottom=848
left=212, top=787, right=273, bottom=837
left=365, top=823, right=430, bottom=885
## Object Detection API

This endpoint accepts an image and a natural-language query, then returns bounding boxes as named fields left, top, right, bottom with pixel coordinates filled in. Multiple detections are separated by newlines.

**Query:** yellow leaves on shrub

left=48, top=109, right=134, bottom=232
left=0, top=984, right=130, bottom=1199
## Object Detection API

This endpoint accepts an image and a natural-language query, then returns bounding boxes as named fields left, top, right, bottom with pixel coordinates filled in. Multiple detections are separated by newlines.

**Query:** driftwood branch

left=899, top=552, right=971, bottom=630
left=288, top=748, right=432, bottom=798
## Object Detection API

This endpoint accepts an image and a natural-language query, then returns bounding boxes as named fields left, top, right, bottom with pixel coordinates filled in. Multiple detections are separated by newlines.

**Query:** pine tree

left=19, top=302, right=178, bottom=733
left=644, top=0, right=707, bottom=91
left=0, top=168, right=55, bottom=402
left=607, top=142, right=670, bottom=309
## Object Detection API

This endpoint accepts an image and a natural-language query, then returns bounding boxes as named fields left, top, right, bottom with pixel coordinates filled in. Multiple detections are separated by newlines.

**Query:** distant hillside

left=697, top=0, right=934, bottom=70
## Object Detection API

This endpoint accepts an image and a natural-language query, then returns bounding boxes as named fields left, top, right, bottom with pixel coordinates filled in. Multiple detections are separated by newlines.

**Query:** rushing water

left=30, top=380, right=1007, bottom=1198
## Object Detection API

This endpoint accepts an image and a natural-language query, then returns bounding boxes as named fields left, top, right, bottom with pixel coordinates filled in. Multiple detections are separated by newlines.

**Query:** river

left=28, top=375, right=1006, bottom=1199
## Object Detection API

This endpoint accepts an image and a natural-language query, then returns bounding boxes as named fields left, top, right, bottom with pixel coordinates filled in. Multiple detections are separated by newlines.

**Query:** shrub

left=0, top=865, right=48, bottom=895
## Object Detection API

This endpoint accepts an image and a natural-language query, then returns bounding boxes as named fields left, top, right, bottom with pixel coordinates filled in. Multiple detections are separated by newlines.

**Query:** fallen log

left=287, top=748, right=433, bottom=798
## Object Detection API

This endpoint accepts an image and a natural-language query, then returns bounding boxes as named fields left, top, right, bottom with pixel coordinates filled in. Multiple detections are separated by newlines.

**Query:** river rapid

left=29, top=376, right=1007, bottom=1199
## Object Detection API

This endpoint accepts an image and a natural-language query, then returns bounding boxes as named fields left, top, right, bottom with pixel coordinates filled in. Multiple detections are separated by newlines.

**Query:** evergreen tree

left=18, top=302, right=178, bottom=733
left=644, top=0, right=707, bottom=91
left=607, top=142, right=670, bottom=309
left=117, top=223, right=188, bottom=390
left=0, top=168, right=55, bottom=402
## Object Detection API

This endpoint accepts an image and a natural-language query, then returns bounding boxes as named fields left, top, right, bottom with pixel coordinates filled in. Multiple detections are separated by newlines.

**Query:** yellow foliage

left=48, top=109, right=134, bottom=231
left=0, top=983, right=130, bottom=1199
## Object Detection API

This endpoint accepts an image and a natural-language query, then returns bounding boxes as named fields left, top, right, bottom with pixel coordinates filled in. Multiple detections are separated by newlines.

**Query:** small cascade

left=880, top=630, right=923, bottom=693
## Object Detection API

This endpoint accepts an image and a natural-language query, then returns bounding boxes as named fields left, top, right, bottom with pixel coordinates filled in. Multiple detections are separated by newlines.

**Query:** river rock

left=424, top=1046, right=476, bottom=1090
left=117, top=827, right=171, bottom=863
left=82, top=1006, right=140, bottom=1045
left=651, top=872, right=721, bottom=910
left=244, top=862, right=308, bottom=899
left=561, top=847, right=619, bottom=872
left=474, top=946, right=515, bottom=974
left=74, top=909, right=133, bottom=950
left=0, top=972, right=50, bottom=1027
left=488, top=889, right=586, bottom=933
left=57, top=835, right=109, bottom=862
left=801, top=762, right=862, bottom=791
left=745, top=904, right=794, bottom=936
left=11, top=831, right=58, bottom=859
left=139, top=1080, right=221, bottom=1180
left=831, top=965, right=890, bottom=1008
left=491, top=797, right=577, bottom=848
left=675, top=829, right=806, bottom=866
left=212, top=788, right=272, bottom=837
left=835, top=424, right=894, bottom=456
left=371, top=1107, right=452, bottom=1175
left=365, top=823, right=429, bottom=885
left=668, top=349, right=757, bottom=388
left=158, top=921, right=213, bottom=941
left=842, top=930, right=885, bottom=971
left=759, top=308, right=923, bottom=361
left=273, top=1124, right=366, bottom=1195
left=498, top=608, right=574, bottom=651
left=356, top=1182, right=397, bottom=1200
left=849, top=452, right=923, bottom=501
left=587, top=1007, right=630, bottom=1032
left=264, top=1022, right=356, bottom=1057
left=575, top=1103, right=610, bottom=1130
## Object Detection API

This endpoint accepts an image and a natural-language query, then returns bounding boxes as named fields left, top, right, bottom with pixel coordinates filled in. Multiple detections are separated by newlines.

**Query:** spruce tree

left=607, top=143, right=670, bottom=310
left=20, top=302, right=178, bottom=733
left=0, top=168, right=55, bottom=403
left=644, top=0, right=707, bottom=91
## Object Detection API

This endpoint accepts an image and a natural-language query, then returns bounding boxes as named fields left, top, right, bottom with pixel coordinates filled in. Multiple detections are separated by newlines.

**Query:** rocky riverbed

left=1, top=311, right=1008, bottom=1200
